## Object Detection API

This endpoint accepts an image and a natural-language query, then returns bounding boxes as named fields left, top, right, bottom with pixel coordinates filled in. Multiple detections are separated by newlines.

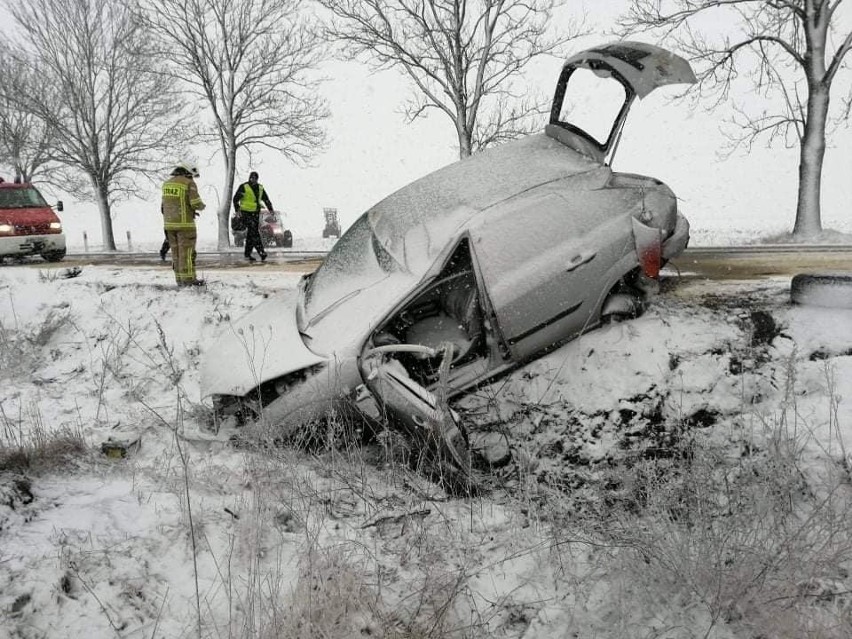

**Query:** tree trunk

left=793, top=83, right=829, bottom=237
left=93, top=176, right=117, bottom=250
left=458, top=130, right=472, bottom=159
left=456, top=109, right=472, bottom=159
left=218, top=144, right=237, bottom=249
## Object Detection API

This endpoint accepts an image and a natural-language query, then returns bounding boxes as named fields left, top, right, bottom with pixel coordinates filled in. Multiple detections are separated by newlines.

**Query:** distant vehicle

left=322, top=207, right=341, bottom=238
left=203, top=42, right=696, bottom=480
left=0, top=179, right=66, bottom=262
left=233, top=210, right=293, bottom=248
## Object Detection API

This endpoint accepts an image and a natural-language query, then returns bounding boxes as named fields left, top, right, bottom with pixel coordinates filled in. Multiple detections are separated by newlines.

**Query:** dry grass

left=594, top=410, right=852, bottom=638
left=7, top=281, right=851, bottom=638
left=206, top=332, right=852, bottom=638
left=199, top=429, right=492, bottom=639
left=266, top=544, right=379, bottom=638
left=0, top=402, right=87, bottom=473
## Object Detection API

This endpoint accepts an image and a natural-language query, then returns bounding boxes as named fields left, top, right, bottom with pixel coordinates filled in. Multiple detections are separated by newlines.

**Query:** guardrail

left=683, top=245, right=852, bottom=254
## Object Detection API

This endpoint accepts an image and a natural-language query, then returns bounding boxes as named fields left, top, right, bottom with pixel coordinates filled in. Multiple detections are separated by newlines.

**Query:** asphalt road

left=34, top=249, right=327, bottom=273
left=3, top=245, right=851, bottom=278
left=667, top=245, right=852, bottom=280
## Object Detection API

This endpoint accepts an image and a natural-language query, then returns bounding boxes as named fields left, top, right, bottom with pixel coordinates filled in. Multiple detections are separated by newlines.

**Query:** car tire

left=282, top=231, right=293, bottom=248
left=41, top=249, right=66, bottom=262
left=791, top=273, right=852, bottom=309
left=601, top=292, right=643, bottom=324
left=234, top=236, right=244, bottom=247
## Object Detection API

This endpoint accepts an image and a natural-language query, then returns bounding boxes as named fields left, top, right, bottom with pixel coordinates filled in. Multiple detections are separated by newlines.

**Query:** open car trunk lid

left=547, top=42, right=696, bottom=165
left=562, top=41, right=696, bottom=99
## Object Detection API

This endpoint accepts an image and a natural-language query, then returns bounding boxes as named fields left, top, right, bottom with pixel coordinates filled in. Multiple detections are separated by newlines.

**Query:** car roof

left=367, top=133, right=607, bottom=273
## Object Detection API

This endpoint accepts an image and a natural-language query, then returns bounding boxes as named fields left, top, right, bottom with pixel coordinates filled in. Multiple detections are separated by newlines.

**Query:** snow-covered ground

left=2, top=256, right=852, bottom=637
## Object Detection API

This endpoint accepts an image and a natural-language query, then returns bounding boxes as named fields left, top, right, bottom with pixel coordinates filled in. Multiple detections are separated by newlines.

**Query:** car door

left=469, top=189, right=633, bottom=361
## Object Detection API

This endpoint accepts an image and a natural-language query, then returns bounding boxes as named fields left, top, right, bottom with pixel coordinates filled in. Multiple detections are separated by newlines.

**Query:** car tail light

left=632, top=218, right=662, bottom=279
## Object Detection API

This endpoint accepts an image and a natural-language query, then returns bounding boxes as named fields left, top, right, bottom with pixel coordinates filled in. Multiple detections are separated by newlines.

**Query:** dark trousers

left=242, top=211, right=266, bottom=257
left=160, top=231, right=170, bottom=258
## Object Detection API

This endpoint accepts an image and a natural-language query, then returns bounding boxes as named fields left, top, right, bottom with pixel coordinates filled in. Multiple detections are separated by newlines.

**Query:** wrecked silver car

left=201, top=42, right=696, bottom=477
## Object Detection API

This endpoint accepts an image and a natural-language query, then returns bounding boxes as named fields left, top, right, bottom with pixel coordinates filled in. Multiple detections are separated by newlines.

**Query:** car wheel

left=791, top=273, right=852, bottom=309
left=282, top=231, right=293, bottom=248
left=234, top=236, right=244, bottom=247
left=274, top=237, right=285, bottom=247
left=41, top=249, right=66, bottom=262
left=601, top=291, right=643, bottom=324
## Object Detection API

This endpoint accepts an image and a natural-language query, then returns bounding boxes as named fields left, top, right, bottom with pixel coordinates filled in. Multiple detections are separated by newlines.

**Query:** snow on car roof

left=366, top=133, right=603, bottom=273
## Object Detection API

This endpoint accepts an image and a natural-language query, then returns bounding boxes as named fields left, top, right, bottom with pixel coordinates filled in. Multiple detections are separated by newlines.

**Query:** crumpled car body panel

left=200, top=288, right=326, bottom=399
left=201, top=42, right=697, bottom=438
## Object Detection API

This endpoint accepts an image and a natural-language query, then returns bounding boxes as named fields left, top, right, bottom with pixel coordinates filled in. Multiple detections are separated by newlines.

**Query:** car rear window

left=0, top=187, right=49, bottom=209
left=554, top=67, right=627, bottom=148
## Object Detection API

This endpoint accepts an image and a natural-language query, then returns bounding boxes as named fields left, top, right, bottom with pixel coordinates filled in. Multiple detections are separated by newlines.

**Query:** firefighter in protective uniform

left=161, top=162, right=206, bottom=286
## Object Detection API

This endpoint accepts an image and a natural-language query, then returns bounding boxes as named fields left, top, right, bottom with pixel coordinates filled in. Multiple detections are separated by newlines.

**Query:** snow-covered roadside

left=2, top=265, right=852, bottom=638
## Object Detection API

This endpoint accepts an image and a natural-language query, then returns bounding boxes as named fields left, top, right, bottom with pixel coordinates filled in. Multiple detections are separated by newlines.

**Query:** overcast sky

left=4, top=0, right=852, bottom=248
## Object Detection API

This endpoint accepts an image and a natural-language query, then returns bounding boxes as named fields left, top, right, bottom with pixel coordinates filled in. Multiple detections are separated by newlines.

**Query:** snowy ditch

left=2, top=265, right=852, bottom=638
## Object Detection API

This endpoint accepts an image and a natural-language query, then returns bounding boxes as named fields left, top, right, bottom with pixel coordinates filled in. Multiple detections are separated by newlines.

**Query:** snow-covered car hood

left=200, top=288, right=325, bottom=398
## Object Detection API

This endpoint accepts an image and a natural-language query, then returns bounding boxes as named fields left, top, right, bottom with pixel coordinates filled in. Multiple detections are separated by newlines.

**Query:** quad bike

left=232, top=210, right=293, bottom=247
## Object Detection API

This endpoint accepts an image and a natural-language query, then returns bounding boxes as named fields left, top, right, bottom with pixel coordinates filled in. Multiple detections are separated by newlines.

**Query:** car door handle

left=566, top=251, right=596, bottom=272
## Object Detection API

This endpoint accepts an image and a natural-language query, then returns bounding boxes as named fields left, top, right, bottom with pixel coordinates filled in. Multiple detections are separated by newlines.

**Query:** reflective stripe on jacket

left=237, top=183, right=265, bottom=213
left=162, top=175, right=205, bottom=230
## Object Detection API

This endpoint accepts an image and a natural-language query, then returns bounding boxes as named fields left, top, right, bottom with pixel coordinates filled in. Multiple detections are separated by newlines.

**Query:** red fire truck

left=0, top=178, right=66, bottom=262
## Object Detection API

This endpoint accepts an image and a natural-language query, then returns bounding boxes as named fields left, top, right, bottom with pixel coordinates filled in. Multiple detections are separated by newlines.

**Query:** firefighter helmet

left=172, top=161, right=200, bottom=178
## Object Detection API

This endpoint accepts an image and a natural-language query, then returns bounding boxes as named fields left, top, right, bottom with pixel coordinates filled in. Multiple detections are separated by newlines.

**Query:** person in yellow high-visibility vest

left=161, top=162, right=206, bottom=286
left=232, top=171, right=274, bottom=262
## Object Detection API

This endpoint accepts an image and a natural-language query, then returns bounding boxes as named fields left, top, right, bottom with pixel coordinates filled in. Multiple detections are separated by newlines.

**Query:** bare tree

left=0, top=45, right=56, bottom=183
left=620, top=0, right=852, bottom=238
left=5, top=0, right=186, bottom=250
left=141, top=0, right=330, bottom=249
left=317, top=0, right=585, bottom=159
